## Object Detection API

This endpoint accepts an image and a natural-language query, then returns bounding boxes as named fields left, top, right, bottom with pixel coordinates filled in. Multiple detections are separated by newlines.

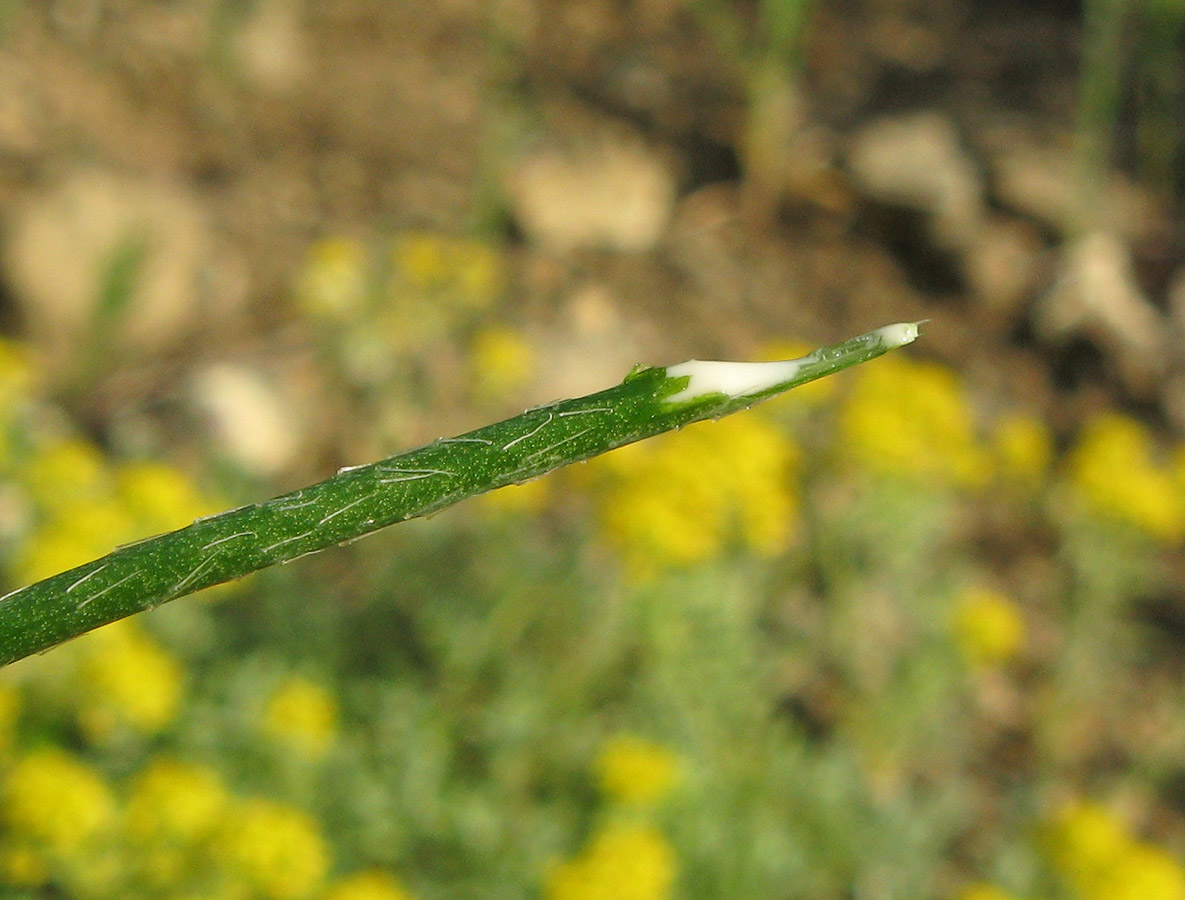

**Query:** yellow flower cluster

left=262, top=675, right=339, bottom=759
left=2, top=748, right=115, bottom=861
left=991, top=413, right=1054, bottom=487
left=293, top=232, right=508, bottom=385
left=469, top=325, right=537, bottom=405
left=837, top=354, right=990, bottom=488
left=125, top=758, right=229, bottom=845
left=595, top=735, right=680, bottom=807
left=585, top=413, right=799, bottom=580
left=124, top=757, right=230, bottom=890
left=1045, top=801, right=1185, bottom=900
left=74, top=620, right=185, bottom=742
left=295, top=236, right=371, bottom=320
left=0, top=722, right=343, bottom=899
left=325, top=869, right=414, bottom=900
left=951, top=586, right=1026, bottom=668
left=217, top=797, right=330, bottom=900
left=391, top=231, right=505, bottom=308
left=545, top=822, right=676, bottom=900
left=1066, top=412, right=1185, bottom=543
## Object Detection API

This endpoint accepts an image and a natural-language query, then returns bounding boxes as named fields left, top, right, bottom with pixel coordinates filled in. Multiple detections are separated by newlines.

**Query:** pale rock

left=993, top=143, right=1164, bottom=243
left=848, top=112, right=984, bottom=252
left=2, top=168, right=240, bottom=372
left=992, top=145, right=1077, bottom=233
left=233, top=0, right=310, bottom=93
left=508, top=138, right=675, bottom=252
left=1037, top=231, right=1167, bottom=395
left=1165, top=266, right=1185, bottom=342
left=531, top=285, right=656, bottom=401
left=964, top=216, right=1045, bottom=317
left=190, top=363, right=302, bottom=477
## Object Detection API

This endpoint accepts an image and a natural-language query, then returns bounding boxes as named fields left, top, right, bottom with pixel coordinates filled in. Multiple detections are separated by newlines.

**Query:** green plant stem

left=0, top=323, right=921, bottom=667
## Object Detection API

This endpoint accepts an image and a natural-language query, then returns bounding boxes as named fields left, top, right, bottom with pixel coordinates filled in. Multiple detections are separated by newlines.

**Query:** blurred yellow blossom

left=957, top=884, right=1024, bottom=900
left=951, top=586, right=1025, bottom=667
left=595, top=735, right=680, bottom=806
left=2, top=748, right=115, bottom=855
left=125, top=757, right=229, bottom=845
left=588, top=413, right=799, bottom=580
left=262, top=675, right=339, bottom=758
left=545, top=821, right=676, bottom=900
left=117, top=460, right=220, bottom=535
left=296, top=237, right=370, bottom=320
left=1067, top=412, right=1185, bottom=542
left=0, top=679, right=20, bottom=754
left=391, top=232, right=504, bottom=308
left=1044, top=801, right=1185, bottom=900
left=124, top=757, right=230, bottom=891
left=19, top=438, right=109, bottom=513
left=218, top=798, right=329, bottom=900
left=991, top=413, right=1054, bottom=485
left=76, top=620, right=185, bottom=741
left=470, top=326, right=536, bottom=404
left=325, top=870, right=414, bottom=900
left=1091, top=842, right=1185, bottom=900
left=16, top=499, right=136, bottom=583
left=838, top=354, right=990, bottom=488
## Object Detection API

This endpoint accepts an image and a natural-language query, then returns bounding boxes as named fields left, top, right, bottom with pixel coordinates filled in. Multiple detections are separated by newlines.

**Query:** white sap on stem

left=662, top=321, right=922, bottom=406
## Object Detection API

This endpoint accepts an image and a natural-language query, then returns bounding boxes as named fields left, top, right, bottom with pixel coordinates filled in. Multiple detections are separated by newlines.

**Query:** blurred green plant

left=1076, top=0, right=1185, bottom=214
left=690, top=0, right=814, bottom=210
left=3, top=293, right=1185, bottom=897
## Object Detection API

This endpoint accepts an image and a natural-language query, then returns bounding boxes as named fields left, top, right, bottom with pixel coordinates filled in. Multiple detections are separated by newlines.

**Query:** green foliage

left=1, top=276, right=1184, bottom=898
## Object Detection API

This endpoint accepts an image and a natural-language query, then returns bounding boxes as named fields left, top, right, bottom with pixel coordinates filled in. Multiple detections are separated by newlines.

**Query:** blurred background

left=0, top=1, right=1183, bottom=898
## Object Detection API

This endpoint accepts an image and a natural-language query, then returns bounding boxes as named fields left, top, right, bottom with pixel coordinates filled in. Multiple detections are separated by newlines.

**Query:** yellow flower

left=1067, top=412, right=1185, bottom=542
left=1044, top=801, right=1133, bottom=894
left=325, top=870, right=414, bottom=900
left=19, top=438, right=110, bottom=514
left=0, top=679, right=21, bottom=754
left=991, top=413, right=1053, bottom=486
left=595, top=735, right=680, bottom=806
left=1092, top=843, right=1185, bottom=900
left=957, top=884, right=1023, bottom=900
left=546, top=821, right=676, bottom=900
left=951, top=586, right=1025, bottom=667
left=837, top=354, right=990, bottom=488
left=16, top=499, right=137, bottom=583
left=125, top=758, right=229, bottom=845
left=391, top=232, right=504, bottom=308
left=262, top=676, right=339, bottom=758
left=1044, top=801, right=1185, bottom=900
left=296, top=236, right=370, bottom=320
left=2, top=748, right=115, bottom=855
left=76, top=620, right=185, bottom=741
left=218, top=798, right=329, bottom=900
left=117, top=460, right=220, bottom=535
left=470, top=326, right=536, bottom=403
left=589, top=413, right=798, bottom=581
